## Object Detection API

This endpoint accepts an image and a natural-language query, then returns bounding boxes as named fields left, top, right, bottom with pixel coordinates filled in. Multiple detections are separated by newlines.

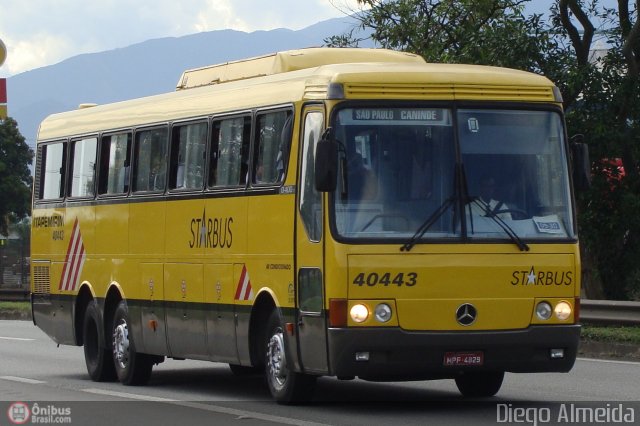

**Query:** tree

left=0, top=117, right=33, bottom=236
left=554, top=0, right=640, bottom=300
left=327, top=1, right=561, bottom=70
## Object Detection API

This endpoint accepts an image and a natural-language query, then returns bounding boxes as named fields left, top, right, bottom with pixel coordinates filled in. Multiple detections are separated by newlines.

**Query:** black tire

left=112, top=300, right=154, bottom=386
left=264, top=310, right=316, bottom=404
left=82, top=301, right=117, bottom=382
left=229, top=364, right=262, bottom=376
left=455, top=371, right=504, bottom=397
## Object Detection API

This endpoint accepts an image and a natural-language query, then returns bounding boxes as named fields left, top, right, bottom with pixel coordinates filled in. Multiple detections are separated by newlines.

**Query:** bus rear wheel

left=264, top=310, right=316, bottom=404
left=82, top=301, right=116, bottom=382
left=112, top=301, right=154, bottom=386
left=455, top=371, right=504, bottom=397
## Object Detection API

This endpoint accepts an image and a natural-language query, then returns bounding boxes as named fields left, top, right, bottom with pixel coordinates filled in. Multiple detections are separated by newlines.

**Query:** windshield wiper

left=459, top=163, right=529, bottom=252
left=400, top=196, right=455, bottom=252
left=399, top=163, right=529, bottom=252
left=468, top=198, right=530, bottom=252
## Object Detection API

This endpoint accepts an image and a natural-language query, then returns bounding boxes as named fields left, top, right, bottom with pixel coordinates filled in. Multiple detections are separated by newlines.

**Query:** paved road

left=1, top=320, right=638, bottom=425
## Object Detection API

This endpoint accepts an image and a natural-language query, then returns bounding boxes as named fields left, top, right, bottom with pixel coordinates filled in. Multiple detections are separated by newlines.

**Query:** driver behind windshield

left=470, top=175, right=512, bottom=220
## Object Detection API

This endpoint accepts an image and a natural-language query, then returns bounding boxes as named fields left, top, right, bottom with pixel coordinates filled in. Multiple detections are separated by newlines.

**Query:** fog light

left=374, top=303, right=392, bottom=323
left=355, top=352, right=370, bottom=362
left=535, top=301, right=553, bottom=320
left=350, top=304, right=369, bottom=323
left=554, top=301, right=572, bottom=320
left=550, top=348, right=565, bottom=359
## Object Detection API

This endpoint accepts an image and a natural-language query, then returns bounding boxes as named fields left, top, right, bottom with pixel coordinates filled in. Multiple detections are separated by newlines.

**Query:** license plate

left=443, top=351, right=484, bottom=366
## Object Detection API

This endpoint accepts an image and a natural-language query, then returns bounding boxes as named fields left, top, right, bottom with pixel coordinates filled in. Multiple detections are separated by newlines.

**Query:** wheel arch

left=103, top=282, right=125, bottom=349
left=74, top=282, right=96, bottom=346
left=248, top=289, right=278, bottom=367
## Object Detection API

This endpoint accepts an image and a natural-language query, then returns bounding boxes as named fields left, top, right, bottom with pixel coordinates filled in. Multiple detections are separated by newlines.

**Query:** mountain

left=7, top=16, right=368, bottom=149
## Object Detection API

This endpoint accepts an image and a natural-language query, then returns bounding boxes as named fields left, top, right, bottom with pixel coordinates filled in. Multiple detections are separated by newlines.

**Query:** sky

left=0, top=0, right=364, bottom=78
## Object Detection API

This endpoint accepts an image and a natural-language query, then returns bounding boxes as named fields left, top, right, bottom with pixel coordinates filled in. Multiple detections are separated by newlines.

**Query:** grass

left=0, top=301, right=31, bottom=320
left=0, top=301, right=30, bottom=313
left=581, top=325, right=640, bottom=345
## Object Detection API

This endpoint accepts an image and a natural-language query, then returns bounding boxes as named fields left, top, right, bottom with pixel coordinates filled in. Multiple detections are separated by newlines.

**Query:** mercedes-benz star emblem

left=456, top=303, right=477, bottom=326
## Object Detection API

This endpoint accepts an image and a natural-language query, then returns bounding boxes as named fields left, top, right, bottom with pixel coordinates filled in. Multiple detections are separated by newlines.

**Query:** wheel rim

left=113, top=319, right=130, bottom=369
left=266, top=327, right=287, bottom=391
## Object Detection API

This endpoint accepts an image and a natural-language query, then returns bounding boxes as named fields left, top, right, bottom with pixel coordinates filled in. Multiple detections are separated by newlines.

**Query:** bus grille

left=344, top=83, right=555, bottom=102
left=32, top=263, right=51, bottom=295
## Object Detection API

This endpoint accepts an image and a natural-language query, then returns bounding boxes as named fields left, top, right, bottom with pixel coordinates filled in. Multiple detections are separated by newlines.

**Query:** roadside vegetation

left=0, top=301, right=30, bottom=315
left=582, top=325, right=640, bottom=345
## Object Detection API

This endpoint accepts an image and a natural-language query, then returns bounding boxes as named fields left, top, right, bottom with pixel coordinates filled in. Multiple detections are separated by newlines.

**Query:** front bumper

left=327, top=325, right=580, bottom=381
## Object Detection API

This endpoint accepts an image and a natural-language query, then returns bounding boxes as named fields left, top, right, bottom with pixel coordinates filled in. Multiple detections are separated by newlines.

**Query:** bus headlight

left=374, top=303, right=392, bottom=323
left=535, top=301, right=553, bottom=320
left=350, top=304, right=369, bottom=323
left=554, top=301, right=572, bottom=321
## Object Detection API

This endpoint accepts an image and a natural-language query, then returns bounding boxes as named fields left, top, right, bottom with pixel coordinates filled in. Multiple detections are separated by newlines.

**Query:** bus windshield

left=330, top=106, right=574, bottom=242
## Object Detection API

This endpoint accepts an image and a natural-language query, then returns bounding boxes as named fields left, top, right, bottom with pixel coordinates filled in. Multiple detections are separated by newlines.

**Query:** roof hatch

left=175, top=47, right=425, bottom=90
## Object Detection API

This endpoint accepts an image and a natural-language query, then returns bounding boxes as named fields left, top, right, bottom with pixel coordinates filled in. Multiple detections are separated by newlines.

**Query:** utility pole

left=0, top=38, right=7, bottom=285
left=0, top=38, right=7, bottom=119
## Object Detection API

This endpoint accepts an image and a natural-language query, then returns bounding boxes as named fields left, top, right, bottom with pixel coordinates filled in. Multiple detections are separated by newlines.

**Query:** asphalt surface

left=1, top=320, right=639, bottom=425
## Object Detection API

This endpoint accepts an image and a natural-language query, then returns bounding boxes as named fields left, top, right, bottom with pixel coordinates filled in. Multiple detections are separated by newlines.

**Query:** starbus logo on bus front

left=510, top=267, right=574, bottom=286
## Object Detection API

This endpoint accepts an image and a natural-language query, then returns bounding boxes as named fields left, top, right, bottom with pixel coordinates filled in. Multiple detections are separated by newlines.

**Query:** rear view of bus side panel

left=31, top=139, right=78, bottom=346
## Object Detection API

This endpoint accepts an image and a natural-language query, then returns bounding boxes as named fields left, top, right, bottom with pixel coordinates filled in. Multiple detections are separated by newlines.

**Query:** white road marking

left=0, top=336, right=35, bottom=341
left=175, top=400, right=329, bottom=426
left=82, top=388, right=176, bottom=402
left=0, top=376, right=46, bottom=384
left=82, top=388, right=329, bottom=426
left=578, top=357, right=640, bottom=366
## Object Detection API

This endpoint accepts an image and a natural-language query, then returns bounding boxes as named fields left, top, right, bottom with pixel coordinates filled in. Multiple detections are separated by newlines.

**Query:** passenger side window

left=253, top=110, right=292, bottom=184
left=98, top=133, right=131, bottom=195
left=69, top=137, right=97, bottom=198
left=298, top=268, right=323, bottom=313
left=170, top=122, right=207, bottom=190
left=209, top=116, right=251, bottom=187
left=133, top=128, right=169, bottom=192
left=38, top=142, right=66, bottom=200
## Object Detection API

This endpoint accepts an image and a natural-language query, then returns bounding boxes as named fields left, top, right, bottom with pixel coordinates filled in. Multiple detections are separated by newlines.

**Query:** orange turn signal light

left=329, top=298, right=348, bottom=327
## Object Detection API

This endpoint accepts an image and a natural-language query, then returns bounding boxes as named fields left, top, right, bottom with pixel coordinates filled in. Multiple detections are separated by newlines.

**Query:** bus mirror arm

left=570, top=134, right=591, bottom=191
left=315, top=128, right=339, bottom=192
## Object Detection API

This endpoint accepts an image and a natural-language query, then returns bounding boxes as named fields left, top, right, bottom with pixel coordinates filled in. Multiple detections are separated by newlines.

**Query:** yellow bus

left=31, top=48, right=588, bottom=403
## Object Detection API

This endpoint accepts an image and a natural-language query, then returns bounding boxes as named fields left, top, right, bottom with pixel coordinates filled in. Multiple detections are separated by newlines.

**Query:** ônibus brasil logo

left=7, top=402, right=30, bottom=424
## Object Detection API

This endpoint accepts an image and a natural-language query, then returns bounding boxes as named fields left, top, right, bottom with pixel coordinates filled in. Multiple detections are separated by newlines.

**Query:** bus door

left=295, top=108, right=328, bottom=374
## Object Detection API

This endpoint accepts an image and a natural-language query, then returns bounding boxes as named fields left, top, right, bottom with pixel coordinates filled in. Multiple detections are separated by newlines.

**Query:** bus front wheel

left=82, top=301, right=116, bottom=382
left=112, top=301, right=154, bottom=386
left=264, top=310, right=316, bottom=404
left=455, top=371, right=504, bottom=397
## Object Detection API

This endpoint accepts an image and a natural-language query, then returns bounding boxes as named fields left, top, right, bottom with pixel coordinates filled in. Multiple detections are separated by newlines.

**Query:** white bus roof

left=37, top=48, right=558, bottom=141
left=176, top=48, right=426, bottom=90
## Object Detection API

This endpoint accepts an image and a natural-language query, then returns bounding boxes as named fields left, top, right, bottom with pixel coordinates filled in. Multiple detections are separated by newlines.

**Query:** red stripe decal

left=58, top=219, right=86, bottom=291
left=58, top=220, right=77, bottom=290
left=235, top=265, right=247, bottom=300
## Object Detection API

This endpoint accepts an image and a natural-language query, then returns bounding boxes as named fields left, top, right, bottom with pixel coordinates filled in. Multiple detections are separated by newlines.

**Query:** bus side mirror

left=571, top=136, right=591, bottom=191
left=315, top=132, right=338, bottom=192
